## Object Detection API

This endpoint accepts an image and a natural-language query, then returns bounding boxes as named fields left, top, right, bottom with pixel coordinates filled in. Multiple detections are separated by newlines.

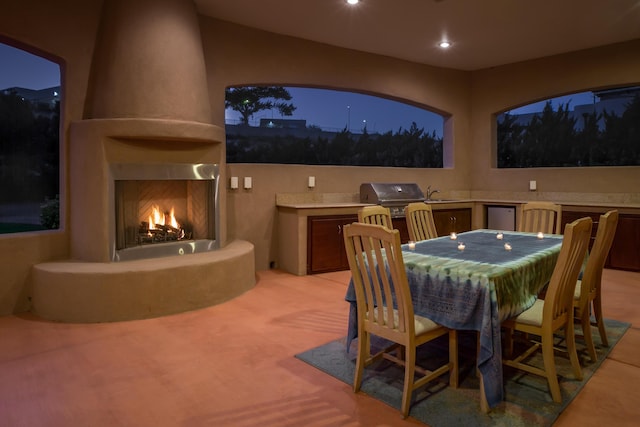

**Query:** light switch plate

left=308, top=176, right=315, bottom=187
left=244, top=176, right=252, bottom=189
left=529, top=180, right=537, bottom=191
left=230, top=176, right=238, bottom=189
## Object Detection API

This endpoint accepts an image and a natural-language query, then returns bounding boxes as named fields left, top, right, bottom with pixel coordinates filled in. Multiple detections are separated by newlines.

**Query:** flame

left=168, top=207, right=179, bottom=229
left=147, top=205, right=179, bottom=230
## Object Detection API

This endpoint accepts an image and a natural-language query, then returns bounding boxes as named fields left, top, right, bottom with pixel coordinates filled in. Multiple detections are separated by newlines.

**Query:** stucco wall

left=0, top=0, right=103, bottom=314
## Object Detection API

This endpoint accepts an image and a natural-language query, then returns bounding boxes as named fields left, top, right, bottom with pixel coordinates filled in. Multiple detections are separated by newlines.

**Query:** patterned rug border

left=295, top=318, right=630, bottom=426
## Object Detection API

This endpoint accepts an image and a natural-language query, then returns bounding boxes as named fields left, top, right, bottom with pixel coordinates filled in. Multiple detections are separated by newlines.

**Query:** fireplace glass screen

left=111, top=163, right=219, bottom=261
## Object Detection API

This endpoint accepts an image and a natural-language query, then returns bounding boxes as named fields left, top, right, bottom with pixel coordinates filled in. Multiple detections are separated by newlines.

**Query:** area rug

left=295, top=319, right=630, bottom=426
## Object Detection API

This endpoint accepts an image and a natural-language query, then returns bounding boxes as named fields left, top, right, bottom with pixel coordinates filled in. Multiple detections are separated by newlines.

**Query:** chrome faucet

left=425, top=185, right=440, bottom=201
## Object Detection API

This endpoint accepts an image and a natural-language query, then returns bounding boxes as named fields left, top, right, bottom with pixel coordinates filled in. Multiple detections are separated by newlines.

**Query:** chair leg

left=593, top=297, right=609, bottom=347
left=503, top=326, right=514, bottom=357
left=475, top=331, right=481, bottom=378
left=479, top=373, right=490, bottom=413
left=566, top=322, right=584, bottom=381
left=396, top=345, right=405, bottom=360
left=353, top=332, right=368, bottom=392
left=541, top=334, right=562, bottom=403
left=449, top=330, right=459, bottom=388
left=400, top=345, right=416, bottom=419
left=581, top=309, right=597, bottom=362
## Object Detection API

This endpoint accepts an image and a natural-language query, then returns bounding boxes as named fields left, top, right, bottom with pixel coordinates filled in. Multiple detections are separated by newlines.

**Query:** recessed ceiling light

left=346, top=0, right=360, bottom=5
left=438, top=41, right=451, bottom=49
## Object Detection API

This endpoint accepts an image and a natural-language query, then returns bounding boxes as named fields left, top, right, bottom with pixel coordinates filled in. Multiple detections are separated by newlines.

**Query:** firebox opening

left=110, top=163, right=219, bottom=262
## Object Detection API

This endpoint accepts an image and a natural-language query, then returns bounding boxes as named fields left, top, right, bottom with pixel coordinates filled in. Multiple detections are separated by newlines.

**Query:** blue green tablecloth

left=345, top=229, right=563, bottom=408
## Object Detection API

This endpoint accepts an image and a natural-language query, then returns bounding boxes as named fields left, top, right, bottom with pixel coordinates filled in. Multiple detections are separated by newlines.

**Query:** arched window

left=0, top=42, right=60, bottom=233
left=225, top=86, right=445, bottom=167
left=497, top=86, right=640, bottom=168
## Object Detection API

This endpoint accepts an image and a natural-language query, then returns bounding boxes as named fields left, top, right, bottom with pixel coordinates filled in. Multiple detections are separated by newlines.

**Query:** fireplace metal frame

left=109, top=163, right=220, bottom=262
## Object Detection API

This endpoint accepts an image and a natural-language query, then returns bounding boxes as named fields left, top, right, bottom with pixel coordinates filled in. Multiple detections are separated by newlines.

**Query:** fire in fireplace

left=110, top=163, right=219, bottom=261
left=141, top=204, right=187, bottom=244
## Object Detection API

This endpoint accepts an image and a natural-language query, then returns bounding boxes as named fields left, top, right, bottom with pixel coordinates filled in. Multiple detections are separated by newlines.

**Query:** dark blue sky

left=507, top=92, right=595, bottom=115
left=0, top=44, right=60, bottom=90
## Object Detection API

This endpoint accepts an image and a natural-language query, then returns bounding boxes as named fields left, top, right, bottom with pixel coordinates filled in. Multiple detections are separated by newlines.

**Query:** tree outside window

left=0, top=42, right=60, bottom=233
left=497, top=87, right=640, bottom=168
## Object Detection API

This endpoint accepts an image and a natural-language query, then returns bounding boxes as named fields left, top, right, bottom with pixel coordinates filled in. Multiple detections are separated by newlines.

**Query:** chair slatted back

left=544, top=217, right=592, bottom=324
left=577, top=210, right=619, bottom=310
left=518, top=202, right=563, bottom=234
left=344, top=222, right=414, bottom=340
left=358, top=205, right=394, bottom=230
left=406, top=202, right=438, bottom=241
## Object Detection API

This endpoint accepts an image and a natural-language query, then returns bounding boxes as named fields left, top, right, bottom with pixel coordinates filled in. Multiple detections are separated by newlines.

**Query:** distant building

left=501, top=86, right=640, bottom=131
left=1, top=85, right=60, bottom=107
left=573, top=87, right=640, bottom=120
left=227, top=118, right=376, bottom=142
left=1, top=85, right=60, bottom=118
left=259, top=118, right=307, bottom=129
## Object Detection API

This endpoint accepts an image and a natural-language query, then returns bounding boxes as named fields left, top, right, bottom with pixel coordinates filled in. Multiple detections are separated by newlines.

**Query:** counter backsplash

left=276, top=192, right=360, bottom=205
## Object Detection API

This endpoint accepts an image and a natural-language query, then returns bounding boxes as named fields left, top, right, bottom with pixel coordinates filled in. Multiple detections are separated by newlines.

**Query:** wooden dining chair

left=358, top=205, right=394, bottom=229
left=405, top=202, right=438, bottom=241
left=343, top=222, right=458, bottom=418
left=518, top=201, right=563, bottom=234
left=574, top=210, right=619, bottom=361
left=502, top=216, right=592, bottom=403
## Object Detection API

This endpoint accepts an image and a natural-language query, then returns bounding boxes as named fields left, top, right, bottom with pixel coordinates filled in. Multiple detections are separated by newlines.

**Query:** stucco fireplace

left=29, top=0, right=255, bottom=323
left=30, top=119, right=255, bottom=323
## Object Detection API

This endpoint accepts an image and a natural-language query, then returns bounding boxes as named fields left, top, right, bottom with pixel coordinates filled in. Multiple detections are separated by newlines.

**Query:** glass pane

left=0, top=42, right=60, bottom=233
left=225, top=86, right=444, bottom=167
left=497, top=87, right=640, bottom=168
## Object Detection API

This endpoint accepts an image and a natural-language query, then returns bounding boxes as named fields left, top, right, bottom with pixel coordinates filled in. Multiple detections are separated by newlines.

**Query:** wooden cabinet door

left=608, top=215, right=640, bottom=271
left=563, top=211, right=640, bottom=271
left=392, top=216, right=410, bottom=243
left=307, top=215, right=356, bottom=274
left=433, top=208, right=472, bottom=237
left=561, top=211, right=600, bottom=251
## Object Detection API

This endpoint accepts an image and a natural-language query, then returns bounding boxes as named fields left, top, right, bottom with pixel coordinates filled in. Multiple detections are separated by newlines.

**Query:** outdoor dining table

left=344, top=229, right=564, bottom=410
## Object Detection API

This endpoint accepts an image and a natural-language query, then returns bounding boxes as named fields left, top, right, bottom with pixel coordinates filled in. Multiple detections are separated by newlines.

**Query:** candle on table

left=457, top=242, right=465, bottom=251
left=537, top=232, right=544, bottom=239
left=504, top=242, right=512, bottom=251
left=450, top=232, right=457, bottom=240
left=408, top=241, right=416, bottom=250
left=496, top=232, right=504, bottom=240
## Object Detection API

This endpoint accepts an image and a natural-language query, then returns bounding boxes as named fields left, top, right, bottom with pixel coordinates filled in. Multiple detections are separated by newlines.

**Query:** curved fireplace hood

left=85, top=0, right=212, bottom=123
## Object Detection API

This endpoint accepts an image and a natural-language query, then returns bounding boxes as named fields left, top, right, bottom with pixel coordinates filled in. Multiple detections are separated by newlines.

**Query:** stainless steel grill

left=359, top=183, right=425, bottom=218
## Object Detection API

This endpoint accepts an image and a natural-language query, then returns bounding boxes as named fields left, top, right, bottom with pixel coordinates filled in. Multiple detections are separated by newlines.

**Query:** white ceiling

left=194, top=0, right=640, bottom=71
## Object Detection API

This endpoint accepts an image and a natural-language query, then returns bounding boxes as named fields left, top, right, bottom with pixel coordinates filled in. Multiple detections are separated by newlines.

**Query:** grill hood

left=359, top=183, right=425, bottom=206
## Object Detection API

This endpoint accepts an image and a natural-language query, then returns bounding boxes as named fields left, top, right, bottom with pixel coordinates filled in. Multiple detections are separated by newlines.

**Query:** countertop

left=275, top=194, right=640, bottom=212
